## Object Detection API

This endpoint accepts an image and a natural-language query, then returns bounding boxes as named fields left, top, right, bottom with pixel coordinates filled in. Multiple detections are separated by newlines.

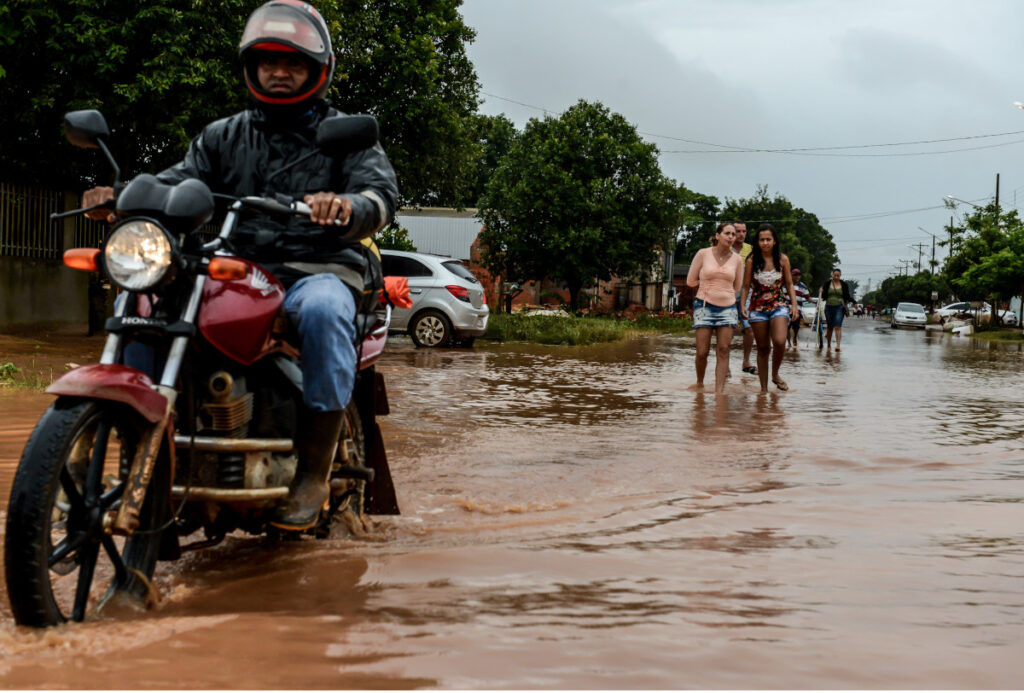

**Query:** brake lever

left=51, top=199, right=114, bottom=221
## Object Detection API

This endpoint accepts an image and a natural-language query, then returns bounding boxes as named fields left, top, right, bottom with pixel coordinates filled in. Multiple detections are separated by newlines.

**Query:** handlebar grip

left=293, top=200, right=342, bottom=226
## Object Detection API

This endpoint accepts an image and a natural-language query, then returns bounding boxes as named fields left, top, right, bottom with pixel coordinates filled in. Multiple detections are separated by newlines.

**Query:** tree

left=720, top=186, right=839, bottom=289
left=376, top=225, right=417, bottom=251
left=1, top=0, right=481, bottom=205
left=873, top=271, right=948, bottom=308
left=462, top=113, right=517, bottom=208
left=671, top=185, right=721, bottom=264
left=945, top=204, right=1024, bottom=323
left=478, top=100, right=684, bottom=311
left=1, top=0, right=253, bottom=189
left=333, top=0, right=480, bottom=207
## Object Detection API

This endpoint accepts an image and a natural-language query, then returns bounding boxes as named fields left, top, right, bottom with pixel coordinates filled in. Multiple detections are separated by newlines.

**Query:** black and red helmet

left=239, top=1, right=335, bottom=106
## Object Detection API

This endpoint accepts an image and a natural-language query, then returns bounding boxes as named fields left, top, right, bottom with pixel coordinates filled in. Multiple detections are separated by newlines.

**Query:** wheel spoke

left=71, top=542, right=100, bottom=622
left=59, top=466, right=87, bottom=512
left=101, top=535, right=129, bottom=585
left=49, top=532, right=87, bottom=567
left=99, top=482, right=126, bottom=509
left=84, top=421, right=112, bottom=506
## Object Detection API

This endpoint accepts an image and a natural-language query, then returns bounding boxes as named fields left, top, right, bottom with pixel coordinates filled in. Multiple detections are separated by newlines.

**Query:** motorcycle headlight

left=103, top=219, right=174, bottom=291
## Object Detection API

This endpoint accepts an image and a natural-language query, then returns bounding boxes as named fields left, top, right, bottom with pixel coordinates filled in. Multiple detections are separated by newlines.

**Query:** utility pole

left=996, top=173, right=1000, bottom=209
left=908, top=242, right=926, bottom=272
left=931, top=234, right=936, bottom=274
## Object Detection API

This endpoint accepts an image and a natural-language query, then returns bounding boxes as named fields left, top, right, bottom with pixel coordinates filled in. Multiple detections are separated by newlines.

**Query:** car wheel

left=410, top=310, right=452, bottom=348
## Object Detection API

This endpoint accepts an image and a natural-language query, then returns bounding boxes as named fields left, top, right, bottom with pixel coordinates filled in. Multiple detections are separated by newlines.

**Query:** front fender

left=46, top=364, right=168, bottom=423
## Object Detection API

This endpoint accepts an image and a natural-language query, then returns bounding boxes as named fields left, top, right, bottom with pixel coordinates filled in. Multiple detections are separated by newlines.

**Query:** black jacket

left=157, top=101, right=398, bottom=290
left=819, top=279, right=854, bottom=306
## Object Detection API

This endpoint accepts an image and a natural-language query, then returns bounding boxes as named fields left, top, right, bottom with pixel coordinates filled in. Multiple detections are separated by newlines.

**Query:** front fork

left=103, top=275, right=207, bottom=536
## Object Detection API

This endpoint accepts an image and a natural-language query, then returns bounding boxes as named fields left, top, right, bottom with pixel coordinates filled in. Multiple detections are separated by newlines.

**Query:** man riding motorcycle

left=82, top=0, right=399, bottom=531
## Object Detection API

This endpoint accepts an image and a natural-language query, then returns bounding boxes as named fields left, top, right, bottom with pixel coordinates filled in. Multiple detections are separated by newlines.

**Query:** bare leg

left=835, top=325, right=843, bottom=351
left=695, top=327, right=711, bottom=387
left=770, top=316, right=789, bottom=385
left=714, top=325, right=733, bottom=393
left=825, top=325, right=834, bottom=350
left=742, top=326, right=754, bottom=369
left=750, top=320, right=771, bottom=392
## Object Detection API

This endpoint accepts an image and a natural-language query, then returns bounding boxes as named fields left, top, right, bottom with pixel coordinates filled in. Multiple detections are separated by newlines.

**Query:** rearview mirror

left=64, top=110, right=110, bottom=149
left=316, top=115, right=378, bottom=157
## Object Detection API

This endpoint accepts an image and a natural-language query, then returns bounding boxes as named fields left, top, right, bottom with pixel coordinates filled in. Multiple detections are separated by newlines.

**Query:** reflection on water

left=0, top=320, right=1022, bottom=687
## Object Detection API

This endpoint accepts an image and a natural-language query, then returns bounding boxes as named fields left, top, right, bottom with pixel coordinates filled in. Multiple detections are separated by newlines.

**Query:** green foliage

left=334, top=0, right=480, bottom=206
left=1, top=0, right=255, bottom=189
left=943, top=204, right=1024, bottom=323
left=483, top=311, right=690, bottom=346
left=463, top=113, right=518, bottom=207
left=873, top=271, right=949, bottom=308
left=1, top=0, right=481, bottom=206
left=720, top=185, right=838, bottom=289
left=0, top=362, right=22, bottom=382
left=671, top=185, right=721, bottom=261
left=478, top=100, right=685, bottom=311
left=376, top=224, right=417, bottom=251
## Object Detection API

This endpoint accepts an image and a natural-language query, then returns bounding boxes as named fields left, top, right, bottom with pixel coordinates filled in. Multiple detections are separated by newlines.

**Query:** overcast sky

left=460, top=0, right=1024, bottom=293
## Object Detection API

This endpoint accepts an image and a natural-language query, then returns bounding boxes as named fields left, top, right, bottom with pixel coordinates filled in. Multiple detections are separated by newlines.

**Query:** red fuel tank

left=199, top=260, right=286, bottom=365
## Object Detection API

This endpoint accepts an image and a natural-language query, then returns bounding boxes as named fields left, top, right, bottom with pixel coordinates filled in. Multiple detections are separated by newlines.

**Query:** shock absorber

left=217, top=452, right=246, bottom=489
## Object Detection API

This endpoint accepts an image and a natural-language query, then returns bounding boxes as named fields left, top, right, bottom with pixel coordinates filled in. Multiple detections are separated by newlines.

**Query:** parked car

left=891, top=302, right=927, bottom=329
left=799, top=297, right=819, bottom=326
left=935, top=301, right=1018, bottom=326
left=380, top=249, right=489, bottom=347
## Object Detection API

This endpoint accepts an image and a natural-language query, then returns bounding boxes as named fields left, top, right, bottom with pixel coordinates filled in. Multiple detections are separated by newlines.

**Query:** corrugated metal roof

left=394, top=208, right=482, bottom=261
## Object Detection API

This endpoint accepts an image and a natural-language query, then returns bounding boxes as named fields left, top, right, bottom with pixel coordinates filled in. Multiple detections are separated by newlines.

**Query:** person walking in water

left=731, top=221, right=757, bottom=375
left=818, top=268, right=854, bottom=351
left=687, top=222, right=744, bottom=393
left=788, top=268, right=810, bottom=348
left=740, top=224, right=800, bottom=392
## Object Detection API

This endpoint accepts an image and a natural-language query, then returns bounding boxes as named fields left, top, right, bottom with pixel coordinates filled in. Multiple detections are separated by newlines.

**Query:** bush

left=483, top=312, right=691, bottom=345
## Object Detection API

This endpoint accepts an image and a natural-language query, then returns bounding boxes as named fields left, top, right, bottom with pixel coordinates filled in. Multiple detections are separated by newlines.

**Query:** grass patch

left=0, top=359, right=55, bottom=391
left=483, top=312, right=692, bottom=346
left=968, top=327, right=1024, bottom=342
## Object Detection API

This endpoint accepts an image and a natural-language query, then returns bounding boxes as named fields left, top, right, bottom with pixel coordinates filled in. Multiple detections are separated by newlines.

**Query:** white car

left=799, top=298, right=819, bottom=326
left=891, top=302, right=927, bottom=329
left=935, top=301, right=1018, bottom=326
left=380, top=250, right=490, bottom=347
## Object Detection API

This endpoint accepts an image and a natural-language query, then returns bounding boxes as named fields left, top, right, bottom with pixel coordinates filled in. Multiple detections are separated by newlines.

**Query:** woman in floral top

left=740, top=223, right=800, bottom=392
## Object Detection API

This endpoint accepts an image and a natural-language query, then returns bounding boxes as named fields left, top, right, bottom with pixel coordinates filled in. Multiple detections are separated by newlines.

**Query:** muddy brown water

left=0, top=319, right=1021, bottom=688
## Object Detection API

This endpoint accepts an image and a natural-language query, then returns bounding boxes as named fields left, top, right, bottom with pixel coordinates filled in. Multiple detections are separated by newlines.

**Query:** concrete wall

left=0, top=257, right=89, bottom=333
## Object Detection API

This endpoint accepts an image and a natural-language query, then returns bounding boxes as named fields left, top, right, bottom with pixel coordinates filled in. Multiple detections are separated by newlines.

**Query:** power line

left=480, top=90, right=1024, bottom=156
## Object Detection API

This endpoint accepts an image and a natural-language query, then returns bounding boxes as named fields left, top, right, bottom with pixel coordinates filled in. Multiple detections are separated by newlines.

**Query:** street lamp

left=945, top=194, right=983, bottom=209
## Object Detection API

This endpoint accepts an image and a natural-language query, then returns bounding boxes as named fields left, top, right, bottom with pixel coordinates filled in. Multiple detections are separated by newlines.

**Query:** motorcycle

left=3, top=109, right=403, bottom=627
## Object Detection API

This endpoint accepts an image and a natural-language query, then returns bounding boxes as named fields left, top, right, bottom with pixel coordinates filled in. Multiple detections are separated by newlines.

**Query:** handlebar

left=237, top=196, right=342, bottom=226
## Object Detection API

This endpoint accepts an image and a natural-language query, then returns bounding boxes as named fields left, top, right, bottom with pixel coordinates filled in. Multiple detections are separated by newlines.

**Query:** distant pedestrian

left=731, top=221, right=757, bottom=375
left=788, top=268, right=810, bottom=348
left=687, top=222, right=744, bottom=393
left=818, top=268, right=854, bottom=351
left=740, top=223, right=800, bottom=392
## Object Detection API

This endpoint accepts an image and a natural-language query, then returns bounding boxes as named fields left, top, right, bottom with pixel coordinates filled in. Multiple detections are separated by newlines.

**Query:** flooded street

left=0, top=318, right=1021, bottom=688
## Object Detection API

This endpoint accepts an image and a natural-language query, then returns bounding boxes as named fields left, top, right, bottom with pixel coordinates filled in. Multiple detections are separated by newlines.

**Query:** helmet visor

left=240, top=4, right=326, bottom=56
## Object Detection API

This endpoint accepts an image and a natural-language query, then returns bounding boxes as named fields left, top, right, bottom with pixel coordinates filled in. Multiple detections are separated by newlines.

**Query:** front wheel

left=4, top=398, right=169, bottom=627
left=409, top=310, right=452, bottom=348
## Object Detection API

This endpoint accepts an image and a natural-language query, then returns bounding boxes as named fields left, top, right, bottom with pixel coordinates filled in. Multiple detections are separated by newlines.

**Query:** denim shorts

left=748, top=306, right=791, bottom=323
left=693, top=298, right=738, bottom=328
left=734, top=298, right=750, bottom=330
left=825, top=304, right=845, bottom=327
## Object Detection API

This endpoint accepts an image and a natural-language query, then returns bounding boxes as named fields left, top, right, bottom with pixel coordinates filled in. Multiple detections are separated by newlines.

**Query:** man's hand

left=82, top=186, right=116, bottom=223
left=304, top=192, right=352, bottom=226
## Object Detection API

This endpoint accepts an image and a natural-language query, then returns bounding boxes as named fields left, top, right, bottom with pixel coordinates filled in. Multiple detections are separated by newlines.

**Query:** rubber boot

left=271, top=410, right=345, bottom=531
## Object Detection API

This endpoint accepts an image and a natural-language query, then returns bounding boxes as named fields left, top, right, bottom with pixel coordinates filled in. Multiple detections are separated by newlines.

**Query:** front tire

left=4, top=398, right=169, bottom=627
left=409, top=310, right=452, bottom=348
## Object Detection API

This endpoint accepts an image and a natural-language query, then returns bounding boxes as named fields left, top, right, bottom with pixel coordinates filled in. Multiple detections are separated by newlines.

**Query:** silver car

left=891, top=302, right=927, bottom=329
left=380, top=249, right=490, bottom=347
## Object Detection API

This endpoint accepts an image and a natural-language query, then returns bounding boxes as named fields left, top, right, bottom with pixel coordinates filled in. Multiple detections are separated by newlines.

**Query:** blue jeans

left=120, top=273, right=357, bottom=413
left=284, top=273, right=357, bottom=413
left=825, top=304, right=845, bottom=328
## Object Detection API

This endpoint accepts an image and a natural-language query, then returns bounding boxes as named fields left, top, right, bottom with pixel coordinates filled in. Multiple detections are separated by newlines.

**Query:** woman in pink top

left=686, top=222, right=744, bottom=393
